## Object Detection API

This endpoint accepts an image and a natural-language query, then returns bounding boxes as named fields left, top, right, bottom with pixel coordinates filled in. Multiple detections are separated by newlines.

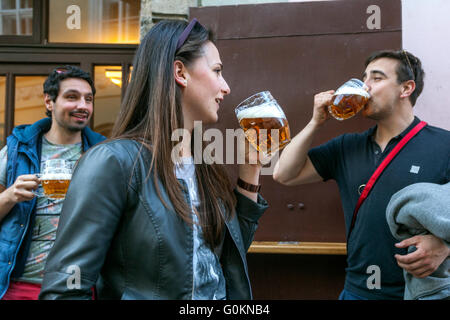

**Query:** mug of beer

left=235, top=91, right=291, bottom=156
left=328, top=78, right=370, bottom=120
left=35, top=159, right=73, bottom=199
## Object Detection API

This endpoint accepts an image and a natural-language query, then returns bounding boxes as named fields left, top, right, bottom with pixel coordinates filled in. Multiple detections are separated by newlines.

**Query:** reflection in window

left=0, top=0, right=33, bottom=36
left=128, top=65, right=133, bottom=83
left=0, top=76, right=5, bottom=147
left=94, top=66, right=122, bottom=138
left=49, top=0, right=140, bottom=44
left=14, top=76, right=46, bottom=126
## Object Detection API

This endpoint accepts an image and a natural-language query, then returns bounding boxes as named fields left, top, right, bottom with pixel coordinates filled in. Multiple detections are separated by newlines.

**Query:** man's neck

left=374, top=109, right=415, bottom=152
left=44, top=124, right=83, bottom=145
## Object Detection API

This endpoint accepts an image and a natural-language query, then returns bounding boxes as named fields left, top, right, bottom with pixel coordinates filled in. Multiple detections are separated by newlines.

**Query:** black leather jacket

left=39, top=139, right=268, bottom=300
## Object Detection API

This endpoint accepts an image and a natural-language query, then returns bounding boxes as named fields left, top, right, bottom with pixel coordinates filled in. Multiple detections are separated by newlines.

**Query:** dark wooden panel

left=193, top=0, right=401, bottom=39
left=248, top=253, right=346, bottom=299
left=191, top=0, right=401, bottom=243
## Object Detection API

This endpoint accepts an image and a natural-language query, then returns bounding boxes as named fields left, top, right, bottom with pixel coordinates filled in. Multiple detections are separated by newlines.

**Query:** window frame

left=0, top=0, right=139, bottom=145
left=0, top=0, right=43, bottom=44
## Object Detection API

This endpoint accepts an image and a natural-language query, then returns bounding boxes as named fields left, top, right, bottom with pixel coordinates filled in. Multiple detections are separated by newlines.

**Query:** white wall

left=402, top=0, right=450, bottom=130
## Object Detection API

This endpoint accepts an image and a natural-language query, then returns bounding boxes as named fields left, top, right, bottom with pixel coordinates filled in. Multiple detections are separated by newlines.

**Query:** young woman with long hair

left=39, top=19, right=268, bottom=300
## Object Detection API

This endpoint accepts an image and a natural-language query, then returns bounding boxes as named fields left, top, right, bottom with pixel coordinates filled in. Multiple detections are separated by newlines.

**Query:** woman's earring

left=176, top=78, right=187, bottom=87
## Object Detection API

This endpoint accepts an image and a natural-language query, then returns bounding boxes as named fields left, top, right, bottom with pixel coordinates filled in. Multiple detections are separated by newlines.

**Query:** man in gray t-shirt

left=0, top=65, right=105, bottom=300
left=0, top=137, right=81, bottom=284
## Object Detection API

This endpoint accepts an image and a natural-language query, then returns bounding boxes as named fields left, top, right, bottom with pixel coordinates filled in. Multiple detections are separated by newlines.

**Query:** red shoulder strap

left=348, top=121, right=427, bottom=237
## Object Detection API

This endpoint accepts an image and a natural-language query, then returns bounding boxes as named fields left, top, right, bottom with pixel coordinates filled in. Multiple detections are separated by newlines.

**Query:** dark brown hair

left=43, top=65, right=96, bottom=117
left=111, top=20, right=236, bottom=249
left=365, top=49, right=425, bottom=106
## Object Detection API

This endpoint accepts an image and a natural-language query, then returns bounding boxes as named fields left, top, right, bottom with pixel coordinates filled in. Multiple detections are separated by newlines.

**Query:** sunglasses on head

left=402, top=50, right=415, bottom=81
left=55, top=67, right=70, bottom=74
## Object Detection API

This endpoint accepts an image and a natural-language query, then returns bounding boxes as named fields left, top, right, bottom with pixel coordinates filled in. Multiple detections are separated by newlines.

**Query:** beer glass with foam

left=235, top=91, right=291, bottom=156
left=328, top=78, right=370, bottom=120
left=35, top=159, right=73, bottom=199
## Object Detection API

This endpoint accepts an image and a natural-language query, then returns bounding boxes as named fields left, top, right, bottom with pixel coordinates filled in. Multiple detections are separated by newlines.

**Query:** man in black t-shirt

left=273, top=50, right=450, bottom=300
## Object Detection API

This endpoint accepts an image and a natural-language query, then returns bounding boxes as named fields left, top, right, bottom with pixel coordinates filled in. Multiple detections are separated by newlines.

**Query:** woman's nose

left=222, top=79, right=231, bottom=95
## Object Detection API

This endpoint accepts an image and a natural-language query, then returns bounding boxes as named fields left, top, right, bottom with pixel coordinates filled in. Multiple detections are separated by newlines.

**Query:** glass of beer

left=235, top=91, right=291, bottom=156
left=328, top=78, right=370, bottom=120
left=35, top=159, right=73, bottom=199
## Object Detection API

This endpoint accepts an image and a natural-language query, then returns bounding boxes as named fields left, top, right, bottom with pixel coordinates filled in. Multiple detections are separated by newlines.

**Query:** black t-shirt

left=308, top=117, right=450, bottom=299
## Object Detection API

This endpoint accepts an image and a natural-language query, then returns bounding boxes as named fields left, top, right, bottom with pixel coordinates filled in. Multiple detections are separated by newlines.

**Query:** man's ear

left=400, top=80, right=416, bottom=99
left=174, top=60, right=188, bottom=88
left=44, top=94, right=53, bottom=113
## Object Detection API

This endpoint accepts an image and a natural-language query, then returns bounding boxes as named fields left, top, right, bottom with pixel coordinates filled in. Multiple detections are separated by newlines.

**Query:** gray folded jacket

left=386, top=182, right=450, bottom=300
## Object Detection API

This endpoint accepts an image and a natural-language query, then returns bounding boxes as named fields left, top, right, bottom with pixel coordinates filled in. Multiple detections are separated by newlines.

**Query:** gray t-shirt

left=0, top=136, right=82, bottom=284
left=175, top=157, right=226, bottom=300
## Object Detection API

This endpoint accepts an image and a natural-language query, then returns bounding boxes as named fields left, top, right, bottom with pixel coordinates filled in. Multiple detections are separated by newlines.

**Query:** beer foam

left=335, top=86, right=370, bottom=98
left=236, top=103, right=285, bottom=122
left=40, top=173, right=72, bottom=180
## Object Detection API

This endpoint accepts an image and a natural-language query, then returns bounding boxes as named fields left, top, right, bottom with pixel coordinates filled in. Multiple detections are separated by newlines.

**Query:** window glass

left=0, top=0, right=33, bottom=36
left=49, top=0, right=140, bottom=44
left=14, top=76, right=46, bottom=126
left=93, top=66, right=122, bottom=138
